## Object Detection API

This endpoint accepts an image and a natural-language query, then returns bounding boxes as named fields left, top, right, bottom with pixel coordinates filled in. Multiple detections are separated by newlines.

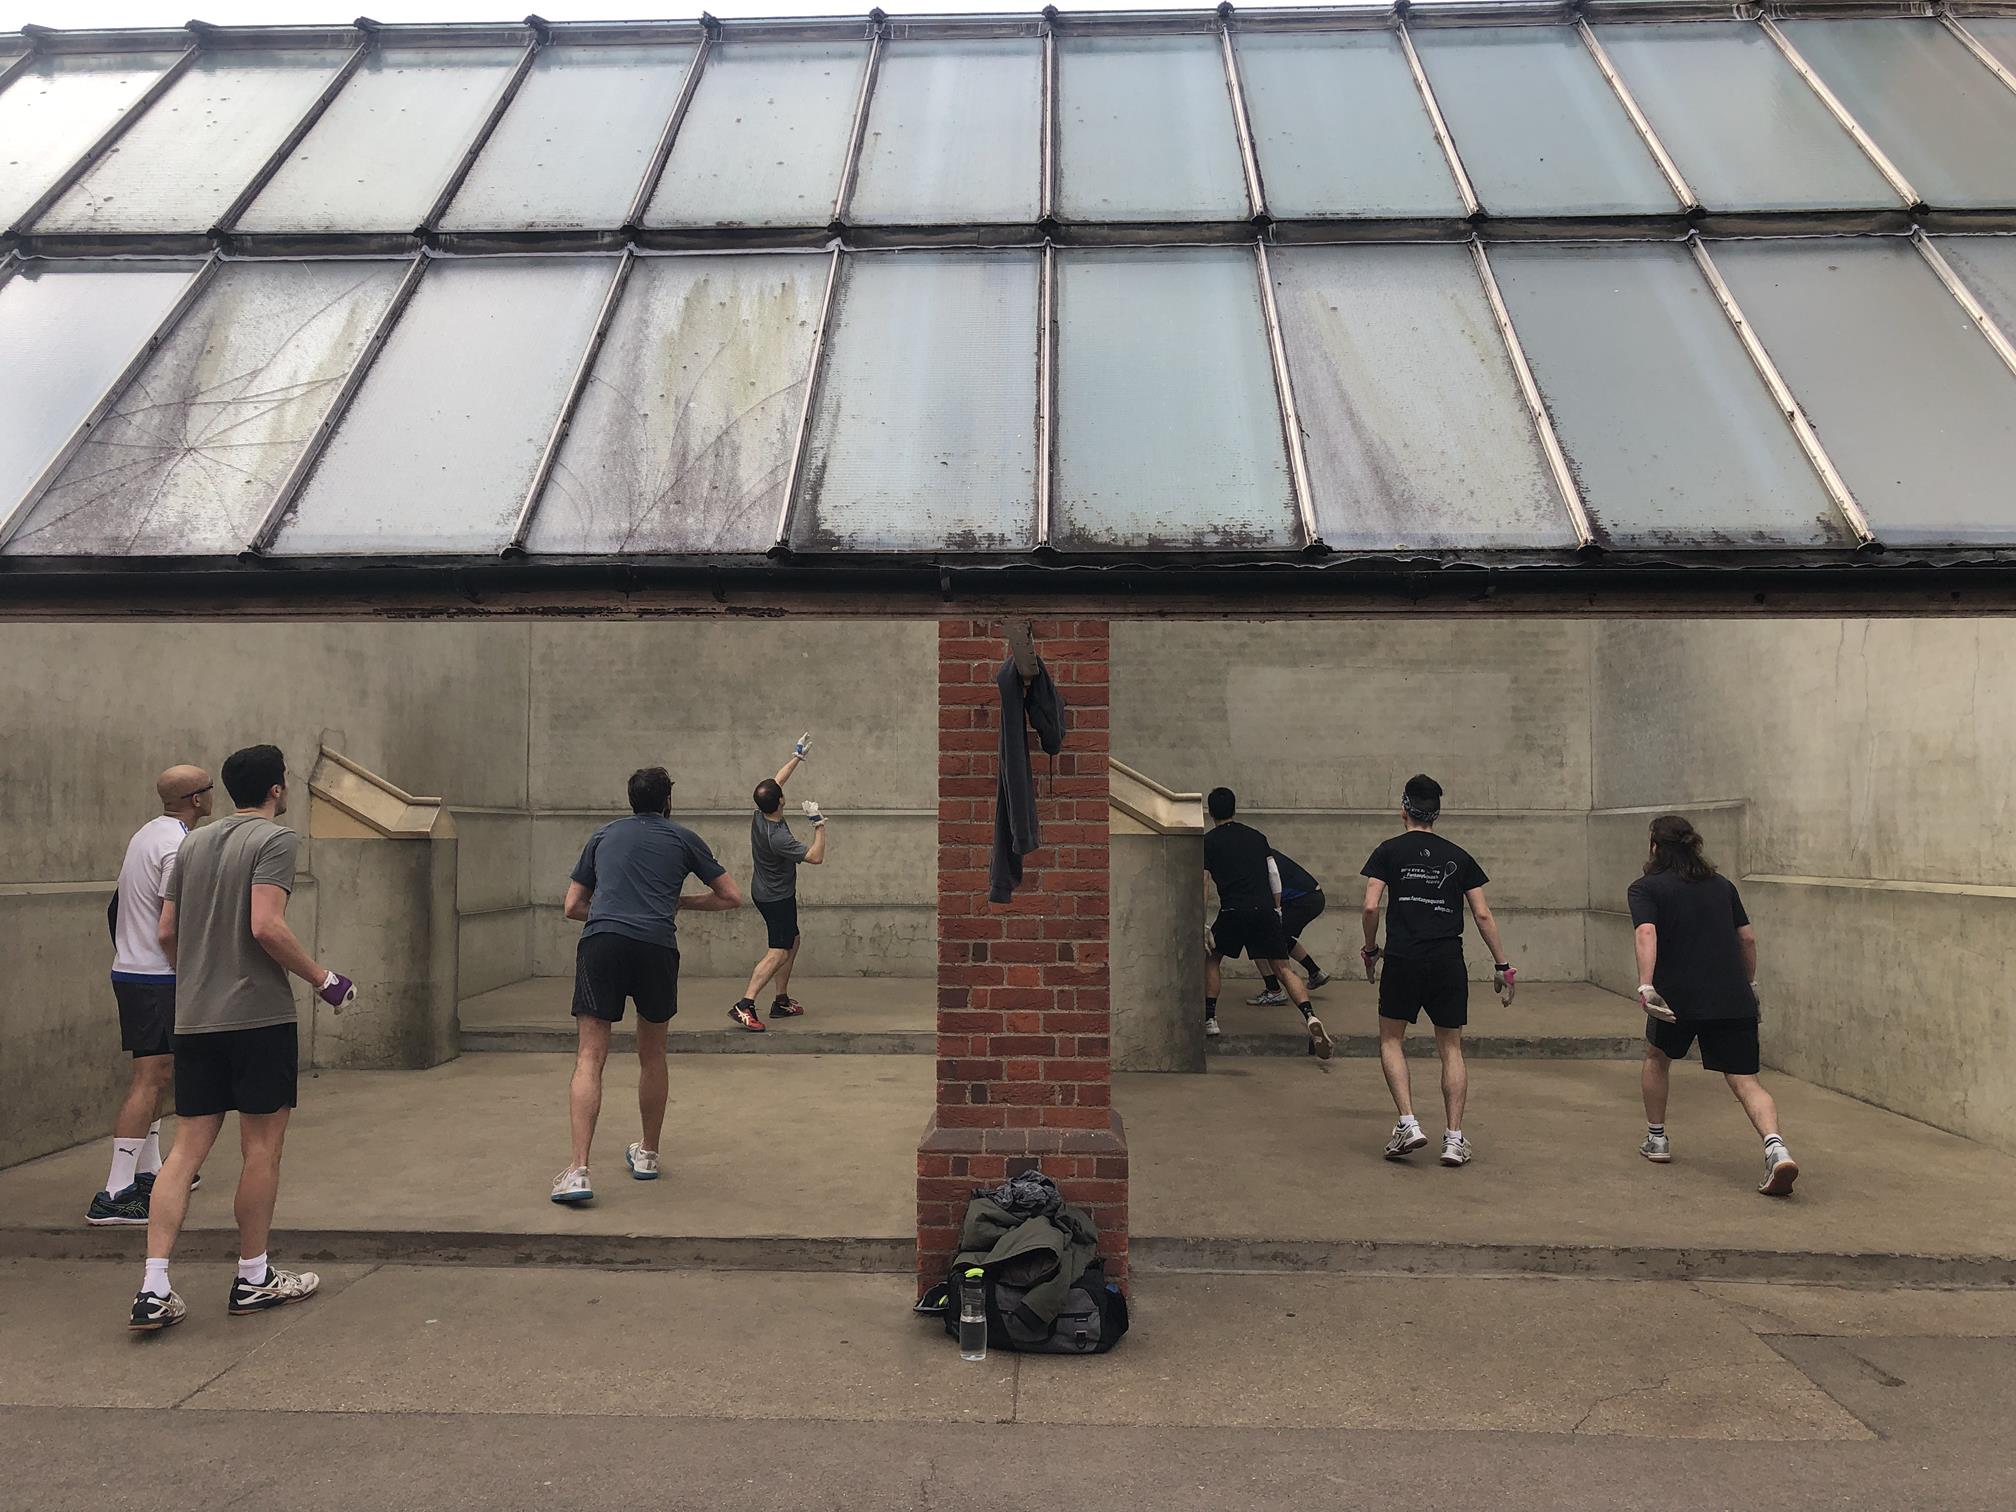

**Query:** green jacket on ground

left=952, top=1195, right=1101, bottom=1329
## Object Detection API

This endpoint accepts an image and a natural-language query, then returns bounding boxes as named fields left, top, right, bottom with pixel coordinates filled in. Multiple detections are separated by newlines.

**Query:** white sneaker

left=550, top=1166, right=593, bottom=1205
left=1384, top=1123, right=1429, bottom=1160
left=1440, top=1134, right=1472, bottom=1167
left=1203, top=1017, right=1221, bottom=1038
left=1641, top=1131, right=1673, bottom=1163
left=1759, top=1142, right=1799, bottom=1196
left=625, top=1142, right=661, bottom=1181
left=1246, top=989, right=1288, bottom=1006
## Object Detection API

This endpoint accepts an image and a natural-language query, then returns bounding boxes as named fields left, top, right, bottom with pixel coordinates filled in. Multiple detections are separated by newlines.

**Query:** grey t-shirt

left=750, top=811, right=810, bottom=903
left=572, top=814, right=725, bottom=950
left=165, top=813, right=301, bottom=1035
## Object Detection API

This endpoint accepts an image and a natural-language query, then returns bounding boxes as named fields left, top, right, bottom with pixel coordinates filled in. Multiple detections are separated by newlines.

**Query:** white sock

left=143, top=1258, right=171, bottom=1298
left=238, top=1252, right=269, bottom=1284
left=1445, top=1128, right=1463, bottom=1142
left=106, top=1138, right=143, bottom=1197
left=1398, top=1114, right=1421, bottom=1131
left=1763, top=1133, right=1786, bottom=1152
left=138, top=1120, right=164, bottom=1177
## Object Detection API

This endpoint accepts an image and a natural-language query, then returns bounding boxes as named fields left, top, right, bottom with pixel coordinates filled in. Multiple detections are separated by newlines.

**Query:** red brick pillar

left=916, top=618, right=1126, bottom=1293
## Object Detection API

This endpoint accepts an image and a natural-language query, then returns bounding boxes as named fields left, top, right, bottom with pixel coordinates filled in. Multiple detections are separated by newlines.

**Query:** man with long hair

left=1630, top=815, right=1798, bottom=1196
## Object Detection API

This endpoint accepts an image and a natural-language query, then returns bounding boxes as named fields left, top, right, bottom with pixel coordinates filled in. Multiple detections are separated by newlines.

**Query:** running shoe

left=1384, top=1123, right=1429, bottom=1160
left=128, top=1289, right=186, bottom=1332
left=1640, top=1132, right=1673, bottom=1163
left=1203, top=1017, right=1221, bottom=1038
left=625, top=1142, right=660, bottom=1180
left=1305, top=1016, right=1333, bottom=1061
left=228, top=1266, right=320, bottom=1316
left=1440, top=1134, right=1473, bottom=1167
left=86, top=1185, right=149, bottom=1227
left=768, top=997, right=806, bottom=1019
left=550, top=1166, right=594, bottom=1205
left=1245, top=989, right=1288, bottom=1006
left=133, top=1170, right=202, bottom=1195
left=729, top=1003, right=766, bottom=1032
left=1758, top=1142, right=1800, bottom=1197
left=1305, top=969, right=1331, bottom=991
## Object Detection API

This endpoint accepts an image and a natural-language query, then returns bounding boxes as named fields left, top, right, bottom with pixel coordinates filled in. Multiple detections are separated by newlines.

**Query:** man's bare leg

left=141, top=1112, right=224, bottom=1273
left=114, top=1056, right=173, bottom=1142
left=636, top=1018, right=668, bottom=1153
left=1435, top=1026, right=1468, bottom=1132
left=1725, top=1073, right=1780, bottom=1140
left=1378, top=1017, right=1414, bottom=1119
left=742, top=947, right=790, bottom=1004
left=569, top=1016, right=612, bottom=1171
left=234, top=1109, right=291, bottom=1261
left=1642, top=1047, right=1672, bottom=1126
left=771, top=937, right=802, bottom=1003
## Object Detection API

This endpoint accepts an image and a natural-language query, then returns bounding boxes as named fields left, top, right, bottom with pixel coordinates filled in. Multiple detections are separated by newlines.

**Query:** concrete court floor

left=3, top=1051, right=2014, bottom=1278
left=5, top=1261, right=2016, bottom=1511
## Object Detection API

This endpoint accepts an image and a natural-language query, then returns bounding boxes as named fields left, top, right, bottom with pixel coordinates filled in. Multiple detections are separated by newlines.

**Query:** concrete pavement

left=5, top=1262, right=2016, bottom=1510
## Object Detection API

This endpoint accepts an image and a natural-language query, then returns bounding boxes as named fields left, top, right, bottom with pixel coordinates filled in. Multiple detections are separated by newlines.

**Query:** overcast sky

left=3, top=0, right=1374, bottom=30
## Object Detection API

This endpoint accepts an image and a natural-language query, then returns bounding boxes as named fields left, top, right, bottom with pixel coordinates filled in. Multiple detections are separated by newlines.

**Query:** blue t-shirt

left=571, top=814, right=725, bottom=951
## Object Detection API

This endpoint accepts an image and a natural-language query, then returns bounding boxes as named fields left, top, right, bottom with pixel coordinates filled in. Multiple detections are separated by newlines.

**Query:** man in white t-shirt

left=86, top=766, right=212, bottom=1227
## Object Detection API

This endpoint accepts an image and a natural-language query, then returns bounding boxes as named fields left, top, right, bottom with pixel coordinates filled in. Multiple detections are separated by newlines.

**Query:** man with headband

left=1359, top=775, right=1516, bottom=1168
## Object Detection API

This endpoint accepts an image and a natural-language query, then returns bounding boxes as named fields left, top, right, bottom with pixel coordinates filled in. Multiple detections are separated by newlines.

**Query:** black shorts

left=1281, top=890, right=1326, bottom=941
left=1379, top=949, right=1469, bottom=1030
left=572, top=932, right=680, bottom=1024
left=1648, top=1016, right=1761, bottom=1076
left=1211, top=908, right=1293, bottom=962
left=114, top=979, right=176, bottom=1058
left=174, top=1023, right=298, bottom=1117
left=755, top=896, right=800, bottom=951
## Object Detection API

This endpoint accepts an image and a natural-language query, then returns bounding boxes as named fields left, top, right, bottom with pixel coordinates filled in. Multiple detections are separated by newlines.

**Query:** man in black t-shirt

left=1202, top=788, right=1330, bottom=1059
left=1245, top=847, right=1331, bottom=1006
left=1360, top=775, right=1516, bottom=1168
left=1628, top=814, right=1798, bottom=1196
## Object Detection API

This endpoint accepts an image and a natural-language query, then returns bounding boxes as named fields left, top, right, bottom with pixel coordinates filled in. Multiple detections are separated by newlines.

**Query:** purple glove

left=318, top=971, right=356, bottom=1009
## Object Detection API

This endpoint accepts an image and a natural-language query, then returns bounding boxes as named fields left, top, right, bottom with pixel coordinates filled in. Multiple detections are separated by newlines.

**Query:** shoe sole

left=1759, top=1159, right=1799, bottom=1196
left=550, top=1191, right=594, bottom=1205
left=229, top=1294, right=318, bottom=1316
left=1641, top=1150, right=1673, bottom=1164
left=1440, top=1152, right=1471, bottom=1167
left=1384, top=1135, right=1429, bottom=1161
left=1306, top=1019, right=1333, bottom=1060
left=87, top=1214, right=149, bottom=1227
left=128, top=1313, right=183, bottom=1332
left=626, top=1155, right=660, bottom=1181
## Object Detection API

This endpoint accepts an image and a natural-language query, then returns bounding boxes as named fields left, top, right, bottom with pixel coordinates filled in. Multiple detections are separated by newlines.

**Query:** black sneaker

left=228, top=1266, right=321, bottom=1315
left=132, top=1170, right=200, bottom=1197
left=129, top=1289, right=186, bottom=1331
left=86, top=1185, right=149, bottom=1227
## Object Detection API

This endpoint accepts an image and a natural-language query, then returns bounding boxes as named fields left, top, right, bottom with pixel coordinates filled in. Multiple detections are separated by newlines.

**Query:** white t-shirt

left=112, top=814, right=187, bottom=981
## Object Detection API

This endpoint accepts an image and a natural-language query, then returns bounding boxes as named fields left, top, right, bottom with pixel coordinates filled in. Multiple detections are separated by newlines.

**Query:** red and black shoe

left=729, top=1001, right=766, bottom=1032
left=769, top=996, right=806, bottom=1020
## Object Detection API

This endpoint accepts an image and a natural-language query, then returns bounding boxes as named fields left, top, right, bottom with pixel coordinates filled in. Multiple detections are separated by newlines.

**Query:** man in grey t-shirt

left=731, top=733, right=828, bottom=1031
left=130, top=744, right=356, bottom=1334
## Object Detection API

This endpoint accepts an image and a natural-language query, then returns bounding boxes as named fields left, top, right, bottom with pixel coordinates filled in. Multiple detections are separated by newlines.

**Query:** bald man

left=87, top=765, right=213, bottom=1226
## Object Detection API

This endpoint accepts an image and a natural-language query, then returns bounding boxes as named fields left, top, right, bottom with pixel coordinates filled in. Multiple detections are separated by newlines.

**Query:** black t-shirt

left=1361, top=832, right=1487, bottom=960
left=1270, top=850, right=1320, bottom=901
left=1627, top=870, right=1758, bottom=1022
left=1204, top=821, right=1275, bottom=913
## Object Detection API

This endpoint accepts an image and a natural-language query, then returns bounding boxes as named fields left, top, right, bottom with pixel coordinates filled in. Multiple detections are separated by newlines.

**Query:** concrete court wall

left=1592, top=620, right=2016, bottom=1154
left=1110, top=620, right=1596, bottom=983
left=0, top=622, right=526, bottom=1167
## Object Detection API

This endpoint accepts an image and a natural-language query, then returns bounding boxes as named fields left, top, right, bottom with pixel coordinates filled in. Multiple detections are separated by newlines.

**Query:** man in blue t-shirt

left=550, top=766, right=742, bottom=1207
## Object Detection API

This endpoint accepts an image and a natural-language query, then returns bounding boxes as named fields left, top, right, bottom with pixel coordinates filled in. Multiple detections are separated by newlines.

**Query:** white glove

left=793, top=732, right=813, bottom=761
left=800, top=799, right=824, bottom=826
left=1638, top=984, right=1677, bottom=1023
left=1493, top=963, right=1518, bottom=1007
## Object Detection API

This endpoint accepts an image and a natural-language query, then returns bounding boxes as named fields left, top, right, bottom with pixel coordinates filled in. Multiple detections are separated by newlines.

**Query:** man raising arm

left=733, top=733, right=829, bottom=1031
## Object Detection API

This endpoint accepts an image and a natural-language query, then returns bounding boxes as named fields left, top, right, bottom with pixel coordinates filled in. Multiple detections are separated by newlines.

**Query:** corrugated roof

left=4, top=2, right=2016, bottom=612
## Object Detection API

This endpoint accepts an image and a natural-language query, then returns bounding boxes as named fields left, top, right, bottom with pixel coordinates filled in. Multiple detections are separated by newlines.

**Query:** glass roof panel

left=1781, top=19, right=2016, bottom=209
left=0, top=51, right=181, bottom=229
left=1489, top=243, right=1848, bottom=548
left=1412, top=26, right=1676, bottom=218
left=272, top=256, right=612, bottom=554
left=5, top=261, right=405, bottom=557
left=1053, top=247, right=1295, bottom=549
left=1936, top=236, right=2016, bottom=355
left=1967, top=18, right=2016, bottom=78
left=1713, top=238, right=2016, bottom=546
left=1271, top=244, right=1571, bottom=550
left=643, top=40, right=867, bottom=229
left=1595, top=21, right=1896, bottom=214
left=440, top=42, right=696, bottom=232
left=36, top=49, right=351, bottom=235
left=1236, top=30, right=1462, bottom=220
left=1056, top=35, right=1247, bottom=223
left=235, top=45, right=523, bottom=235
left=0, top=262, right=198, bottom=524
left=847, top=38, right=1041, bottom=225
left=527, top=252, right=826, bottom=555
left=795, top=251, right=1036, bottom=552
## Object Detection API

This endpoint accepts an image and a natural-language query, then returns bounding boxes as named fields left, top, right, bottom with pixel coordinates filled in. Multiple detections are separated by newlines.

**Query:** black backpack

left=922, top=1261, right=1129, bottom=1355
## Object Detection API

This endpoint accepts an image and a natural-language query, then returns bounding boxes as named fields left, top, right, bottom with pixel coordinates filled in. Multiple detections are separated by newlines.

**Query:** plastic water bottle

left=958, top=1267, right=987, bottom=1361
